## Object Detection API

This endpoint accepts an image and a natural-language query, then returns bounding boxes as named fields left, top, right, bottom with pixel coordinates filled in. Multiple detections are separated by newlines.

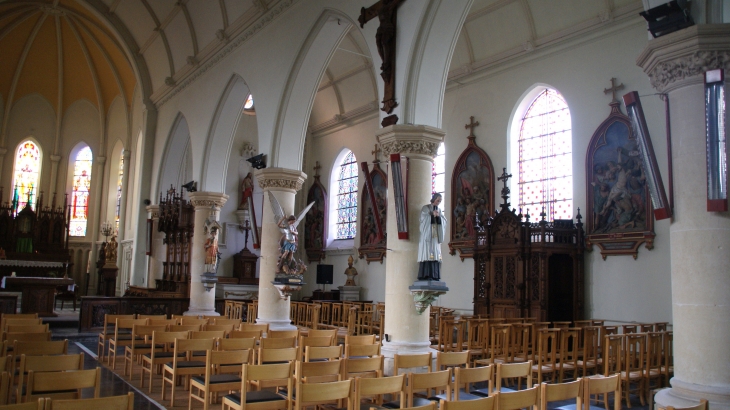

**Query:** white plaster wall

left=437, top=21, right=672, bottom=323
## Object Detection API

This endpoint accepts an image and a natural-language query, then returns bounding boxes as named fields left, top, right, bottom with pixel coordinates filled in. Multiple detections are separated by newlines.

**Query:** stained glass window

left=115, top=150, right=124, bottom=230
left=244, top=94, right=254, bottom=110
left=518, top=88, right=573, bottom=221
left=336, top=150, right=358, bottom=239
left=11, top=140, right=41, bottom=211
left=69, top=146, right=93, bottom=237
left=432, top=143, right=445, bottom=197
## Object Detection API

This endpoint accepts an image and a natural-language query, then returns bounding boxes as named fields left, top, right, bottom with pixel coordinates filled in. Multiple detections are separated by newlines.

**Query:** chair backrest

left=665, top=399, right=709, bottom=410
left=179, top=317, right=208, bottom=326
left=204, top=324, right=234, bottom=333
left=229, top=330, right=262, bottom=340
left=49, top=392, right=134, bottom=410
left=269, top=329, right=299, bottom=339
left=496, top=361, right=532, bottom=392
left=241, top=362, right=293, bottom=401
left=582, top=326, right=600, bottom=363
left=307, top=329, right=337, bottom=341
left=640, top=324, right=654, bottom=333
left=147, top=319, right=176, bottom=327
left=238, top=323, right=269, bottom=333
left=26, top=367, right=100, bottom=402
left=131, top=324, right=167, bottom=341
left=300, top=336, right=334, bottom=350
left=408, top=370, right=451, bottom=407
left=212, top=318, right=241, bottom=326
left=540, top=379, right=581, bottom=410
left=5, top=325, right=48, bottom=334
left=454, top=365, right=493, bottom=400
left=624, top=333, right=646, bottom=374
left=4, top=333, right=51, bottom=344
left=0, top=369, right=9, bottom=405
left=201, top=349, right=251, bottom=380
left=488, top=324, right=512, bottom=364
left=655, top=322, right=669, bottom=332
left=295, top=379, right=352, bottom=410
left=258, top=347, right=298, bottom=364
left=3, top=319, right=42, bottom=329
left=498, top=385, right=539, bottom=410
left=559, top=328, right=580, bottom=367
left=114, top=318, right=147, bottom=335
left=345, top=334, right=376, bottom=345
left=440, top=396, right=495, bottom=410
left=603, top=335, right=623, bottom=376
left=137, top=315, right=166, bottom=319
left=150, top=331, right=189, bottom=351
left=20, top=353, right=84, bottom=374
left=0, top=399, right=45, bottom=409
left=436, top=351, right=469, bottom=371
left=304, top=345, right=342, bottom=362
left=169, top=324, right=201, bottom=333
left=622, top=324, right=638, bottom=334
left=510, top=323, right=532, bottom=360
left=191, top=330, right=225, bottom=340
left=345, top=343, right=380, bottom=358
left=173, top=338, right=216, bottom=363
left=343, top=356, right=383, bottom=379
left=584, top=374, right=620, bottom=410
left=394, top=352, right=432, bottom=375
left=296, top=359, right=342, bottom=383
left=646, top=332, right=663, bottom=374
left=13, top=340, right=68, bottom=357
left=354, top=374, right=405, bottom=405
left=218, top=337, right=255, bottom=351
left=261, top=337, right=297, bottom=349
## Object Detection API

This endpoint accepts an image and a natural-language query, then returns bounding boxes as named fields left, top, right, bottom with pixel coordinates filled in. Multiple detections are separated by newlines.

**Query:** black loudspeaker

left=316, top=265, right=334, bottom=285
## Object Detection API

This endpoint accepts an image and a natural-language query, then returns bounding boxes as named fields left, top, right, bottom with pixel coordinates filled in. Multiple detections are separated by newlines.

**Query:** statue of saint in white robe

left=417, top=202, right=447, bottom=281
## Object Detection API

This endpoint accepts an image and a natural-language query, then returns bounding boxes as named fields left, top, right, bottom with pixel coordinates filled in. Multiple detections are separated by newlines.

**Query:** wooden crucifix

left=465, top=116, right=480, bottom=140
left=498, top=167, right=513, bottom=210
left=359, top=0, right=407, bottom=125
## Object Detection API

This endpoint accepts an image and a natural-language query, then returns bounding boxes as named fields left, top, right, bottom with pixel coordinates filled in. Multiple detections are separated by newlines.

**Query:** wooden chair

left=645, top=332, right=664, bottom=394
left=257, top=347, right=297, bottom=365
left=2, top=320, right=42, bottom=332
left=353, top=374, right=405, bottom=408
left=4, top=326, right=48, bottom=342
left=481, top=324, right=512, bottom=365
left=435, top=351, right=469, bottom=372
left=438, top=318, right=464, bottom=352
left=440, top=396, right=495, bottom=410
left=260, top=337, right=296, bottom=349
left=189, top=349, right=249, bottom=410
left=342, top=355, right=383, bottom=379
left=178, top=317, right=208, bottom=327
left=655, top=323, right=669, bottom=332
left=212, top=318, right=241, bottom=326
left=24, top=367, right=100, bottom=403
left=621, top=333, right=646, bottom=407
left=496, top=361, right=532, bottom=393
left=510, top=323, right=532, bottom=363
left=304, top=345, right=342, bottom=362
left=331, top=304, right=343, bottom=327
left=346, top=334, right=377, bottom=345
left=577, top=326, right=600, bottom=377
left=123, top=324, right=166, bottom=377
left=137, top=314, right=166, bottom=320
left=600, top=326, right=619, bottom=358
left=204, top=324, right=235, bottom=336
left=169, top=324, right=201, bottom=333
left=603, top=334, right=623, bottom=376
left=664, top=399, right=709, bottom=410
left=148, top=318, right=177, bottom=327
left=344, top=343, right=380, bottom=358
left=394, top=353, right=432, bottom=375
left=219, top=337, right=255, bottom=351
left=108, top=318, right=148, bottom=368
left=465, top=318, right=488, bottom=365
left=584, top=373, right=621, bottom=410
left=496, top=385, right=538, bottom=410
left=305, top=329, right=337, bottom=342
left=640, top=324, right=654, bottom=333
left=558, top=328, right=580, bottom=382
left=16, top=353, right=84, bottom=402
left=140, top=330, right=189, bottom=391
left=4, top=334, right=50, bottom=348
left=269, top=330, right=299, bottom=339
left=662, top=331, right=674, bottom=388
left=531, top=329, right=558, bottom=384
left=47, top=393, right=134, bottom=409
left=299, top=336, right=335, bottom=361
left=10, top=341, right=68, bottom=384
left=0, top=366, right=9, bottom=405
left=191, top=330, right=226, bottom=340
left=0, top=399, right=45, bottom=409
left=238, top=323, right=269, bottom=334
left=229, top=330, right=262, bottom=341
left=539, top=379, right=582, bottom=410
left=453, top=364, right=494, bottom=400
left=293, top=379, right=352, bottom=410
left=295, top=359, right=342, bottom=385
left=161, top=338, right=216, bottom=406
left=402, top=370, right=450, bottom=408
left=221, top=362, right=292, bottom=410
left=622, top=325, right=638, bottom=334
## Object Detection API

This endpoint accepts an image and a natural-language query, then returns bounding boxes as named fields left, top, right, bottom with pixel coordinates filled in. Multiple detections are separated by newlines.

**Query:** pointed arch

left=328, top=148, right=358, bottom=245
left=157, top=113, right=192, bottom=195
left=11, top=137, right=43, bottom=210
left=67, top=142, right=93, bottom=237
left=105, top=139, right=125, bottom=231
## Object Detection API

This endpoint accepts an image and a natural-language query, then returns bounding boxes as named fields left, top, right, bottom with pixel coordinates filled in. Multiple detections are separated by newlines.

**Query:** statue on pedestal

left=417, top=193, right=447, bottom=281
left=344, top=255, right=358, bottom=286
left=267, top=192, right=314, bottom=281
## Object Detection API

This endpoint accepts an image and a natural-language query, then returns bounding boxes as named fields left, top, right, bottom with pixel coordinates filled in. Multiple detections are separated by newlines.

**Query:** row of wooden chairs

left=224, top=300, right=258, bottom=323
left=0, top=393, right=134, bottom=410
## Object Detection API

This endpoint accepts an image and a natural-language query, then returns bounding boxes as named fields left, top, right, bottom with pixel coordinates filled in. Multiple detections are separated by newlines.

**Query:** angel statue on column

left=268, top=192, right=314, bottom=279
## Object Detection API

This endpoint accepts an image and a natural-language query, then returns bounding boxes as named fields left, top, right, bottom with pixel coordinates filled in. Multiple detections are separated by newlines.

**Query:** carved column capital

left=637, top=24, right=730, bottom=92
left=254, top=167, right=307, bottom=194
left=376, top=124, right=445, bottom=161
left=95, top=156, right=107, bottom=165
left=146, top=204, right=160, bottom=219
left=187, top=191, right=229, bottom=210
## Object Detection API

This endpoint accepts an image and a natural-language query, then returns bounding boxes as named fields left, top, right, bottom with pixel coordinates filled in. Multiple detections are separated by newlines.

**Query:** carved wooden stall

left=473, top=172, right=585, bottom=322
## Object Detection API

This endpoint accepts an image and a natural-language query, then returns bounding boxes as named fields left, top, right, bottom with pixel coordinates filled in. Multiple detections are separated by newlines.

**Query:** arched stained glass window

left=115, top=150, right=124, bottom=230
left=11, top=140, right=41, bottom=211
left=518, top=88, right=573, bottom=221
left=336, top=150, right=358, bottom=239
left=432, top=143, right=445, bottom=196
left=69, top=146, right=93, bottom=237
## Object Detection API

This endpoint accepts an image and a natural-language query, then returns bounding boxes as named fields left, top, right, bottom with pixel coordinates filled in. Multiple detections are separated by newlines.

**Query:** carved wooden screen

left=358, top=163, right=387, bottom=263
left=585, top=102, right=654, bottom=259
left=448, top=138, right=494, bottom=260
left=305, top=176, right=327, bottom=262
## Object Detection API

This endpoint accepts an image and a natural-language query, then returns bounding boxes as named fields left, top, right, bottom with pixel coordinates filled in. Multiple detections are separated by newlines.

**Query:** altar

left=2, top=276, right=74, bottom=317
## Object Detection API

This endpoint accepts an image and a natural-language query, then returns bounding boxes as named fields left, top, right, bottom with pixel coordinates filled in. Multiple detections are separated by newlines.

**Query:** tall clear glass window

left=518, top=88, right=573, bottom=220
left=115, top=150, right=124, bottom=231
left=336, top=150, right=358, bottom=239
left=432, top=143, right=445, bottom=197
left=11, top=140, right=41, bottom=211
left=69, top=146, right=93, bottom=236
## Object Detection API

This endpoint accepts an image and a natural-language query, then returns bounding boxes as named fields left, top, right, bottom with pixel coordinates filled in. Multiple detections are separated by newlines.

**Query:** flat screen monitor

left=316, top=265, right=333, bottom=285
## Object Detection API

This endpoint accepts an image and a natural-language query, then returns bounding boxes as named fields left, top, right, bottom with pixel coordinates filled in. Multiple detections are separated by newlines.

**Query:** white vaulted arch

left=158, top=113, right=192, bottom=194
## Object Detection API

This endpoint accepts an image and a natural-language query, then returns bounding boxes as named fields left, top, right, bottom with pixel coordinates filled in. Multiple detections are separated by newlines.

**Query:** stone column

left=145, top=204, right=163, bottom=288
left=377, top=124, right=445, bottom=374
left=254, top=167, right=307, bottom=331
left=184, top=191, right=229, bottom=317
left=637, top=24, right=730, bottom=410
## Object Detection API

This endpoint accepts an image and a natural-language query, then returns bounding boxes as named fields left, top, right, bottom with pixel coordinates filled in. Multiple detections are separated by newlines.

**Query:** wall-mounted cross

left=498, top=167, right=512, bottom=187
left=603, top=77, right=625, bottom=103
left=498, top=167, right=513, bottom=209
left=313, top=161, right=321, bottom=177
left=372, top=144, right=381, bottom=163
left=464, top=116, right=480, bottom=139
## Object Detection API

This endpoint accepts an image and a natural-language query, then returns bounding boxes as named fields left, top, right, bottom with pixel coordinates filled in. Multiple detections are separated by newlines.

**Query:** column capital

left=637, top=24, right=730, bottom=93
left=376, top=124, right=445, bottom=160
left=187, top=191, right=229, bottom=210
left=254, top=167, right=307, bottom=193
left=145, top=204, right=160, bottom=219
left=95, top=156, right=107, bottom=165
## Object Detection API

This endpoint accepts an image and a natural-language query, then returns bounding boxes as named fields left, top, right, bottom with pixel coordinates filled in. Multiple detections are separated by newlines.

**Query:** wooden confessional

left=473, top=185, right=585, bottom=322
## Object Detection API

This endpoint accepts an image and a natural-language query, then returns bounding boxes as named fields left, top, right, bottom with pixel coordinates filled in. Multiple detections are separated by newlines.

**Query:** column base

left=183, top=308, right=220, bottom=317
left=381, top=340, right=437, bottom=376
left=655, top=378, right=730, bottom=410
left=256, top=318, right=296, bottom=331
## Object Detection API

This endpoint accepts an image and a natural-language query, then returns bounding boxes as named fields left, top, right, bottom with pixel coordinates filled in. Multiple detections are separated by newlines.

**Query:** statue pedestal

left=409, top=281, right=449, bottom=314
left=338, top=286, right=361, bottom=301
left=100, top=264, right=119, bottom=297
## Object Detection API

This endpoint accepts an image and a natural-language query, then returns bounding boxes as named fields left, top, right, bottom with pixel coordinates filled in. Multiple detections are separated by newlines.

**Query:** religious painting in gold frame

left=358, top=162, right=387, bottom=264
left=304, top=176, right=327, bottom=263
